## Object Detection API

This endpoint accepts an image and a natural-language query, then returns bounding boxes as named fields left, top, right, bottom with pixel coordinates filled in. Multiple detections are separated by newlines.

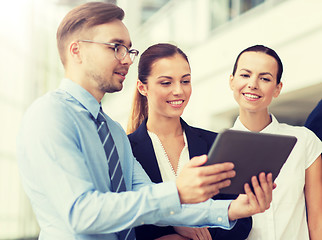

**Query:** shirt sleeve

left=17, top=98, right=235, bottom=235
left=303, top=127, right=322, bottom=169
left=155, top=195, right=236, bottom=230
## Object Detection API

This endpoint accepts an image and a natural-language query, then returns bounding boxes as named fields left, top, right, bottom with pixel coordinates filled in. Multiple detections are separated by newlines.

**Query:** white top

left=148, top=130, right=190, bottom=181
left=231, top=114, right=322, bottom=240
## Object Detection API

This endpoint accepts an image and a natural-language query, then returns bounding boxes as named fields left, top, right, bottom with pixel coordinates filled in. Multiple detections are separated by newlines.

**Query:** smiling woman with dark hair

left=229, top=45, right=322, bottom=240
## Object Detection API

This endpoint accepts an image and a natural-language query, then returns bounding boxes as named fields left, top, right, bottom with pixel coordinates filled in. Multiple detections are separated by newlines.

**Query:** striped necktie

left=96, top=107, right=136, bottom=240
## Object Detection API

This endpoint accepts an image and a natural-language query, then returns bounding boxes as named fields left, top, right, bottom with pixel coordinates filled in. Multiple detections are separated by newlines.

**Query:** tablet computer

left=204, top=129, right=297, bottom=194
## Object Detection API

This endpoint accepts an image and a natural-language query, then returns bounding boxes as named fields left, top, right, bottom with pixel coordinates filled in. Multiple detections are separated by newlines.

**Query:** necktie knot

left=96, top=107, right=106, bottom=125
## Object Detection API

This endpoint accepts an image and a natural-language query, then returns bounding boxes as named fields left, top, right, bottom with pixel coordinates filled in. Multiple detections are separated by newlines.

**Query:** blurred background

left=1, top=0, right=321, bottom=239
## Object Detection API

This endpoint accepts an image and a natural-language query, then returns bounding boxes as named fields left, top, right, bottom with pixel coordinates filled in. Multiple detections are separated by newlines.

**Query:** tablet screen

left=205, top=129, right=297, bottom=194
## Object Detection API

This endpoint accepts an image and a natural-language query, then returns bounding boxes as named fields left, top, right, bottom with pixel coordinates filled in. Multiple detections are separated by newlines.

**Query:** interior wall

left=184, top=0, right=322, bottom=131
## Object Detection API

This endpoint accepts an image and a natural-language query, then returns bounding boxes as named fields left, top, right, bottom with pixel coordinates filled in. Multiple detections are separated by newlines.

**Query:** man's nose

left=120, top=52, right=133, bottom=65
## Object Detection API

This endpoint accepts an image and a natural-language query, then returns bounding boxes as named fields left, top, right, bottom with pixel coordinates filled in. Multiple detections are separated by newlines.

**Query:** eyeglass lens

left=115, top=45, right=136, bottom=61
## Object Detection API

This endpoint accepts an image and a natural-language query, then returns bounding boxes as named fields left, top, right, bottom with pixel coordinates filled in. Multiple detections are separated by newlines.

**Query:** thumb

left=189, top=155, right=208, bottom=167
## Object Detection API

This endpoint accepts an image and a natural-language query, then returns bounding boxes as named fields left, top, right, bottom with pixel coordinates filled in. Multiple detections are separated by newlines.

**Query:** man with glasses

left=17, top=2, right=274, bottom=240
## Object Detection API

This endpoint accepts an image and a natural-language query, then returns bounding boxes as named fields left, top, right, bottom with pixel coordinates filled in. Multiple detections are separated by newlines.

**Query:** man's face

left=78, top=20, right=133, bottom=100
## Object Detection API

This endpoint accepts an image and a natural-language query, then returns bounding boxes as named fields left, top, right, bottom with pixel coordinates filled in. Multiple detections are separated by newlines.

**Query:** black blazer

left=305, top=99, right=322, bottom=141
left=128, top=118, right=252, bottom=240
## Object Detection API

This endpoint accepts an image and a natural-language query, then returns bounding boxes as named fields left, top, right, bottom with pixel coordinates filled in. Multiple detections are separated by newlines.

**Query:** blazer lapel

left=129, top=120, right=163, bottom=183
left=180, top=118, right=209, bottom=159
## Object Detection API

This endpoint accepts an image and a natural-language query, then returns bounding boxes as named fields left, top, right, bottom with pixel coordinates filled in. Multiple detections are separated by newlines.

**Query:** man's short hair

left=56, top=2, right=124, bottom=66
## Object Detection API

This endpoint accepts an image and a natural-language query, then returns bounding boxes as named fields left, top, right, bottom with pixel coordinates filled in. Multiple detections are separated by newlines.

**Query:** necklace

left=149, top=132, right=178, bottom=177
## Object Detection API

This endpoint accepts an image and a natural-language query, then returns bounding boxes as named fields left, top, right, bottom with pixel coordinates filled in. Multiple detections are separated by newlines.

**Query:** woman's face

left=138, top=53, right=192, bottom=120
left=229, top=51, right=282, bottom=114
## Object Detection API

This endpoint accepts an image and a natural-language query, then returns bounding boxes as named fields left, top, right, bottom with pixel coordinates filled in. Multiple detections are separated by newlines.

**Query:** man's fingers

left=201, top=178, right=232, bottom=198
left=201, top=162, right=235, bottom=175
left=200, top=170, right=235, bottom=186
left=252, top=174, right=267, bottom=211
left=266, top=172, right=275, bottom=190
left=188, top=156, right=236, bottom=186
left=177, top=155, right=236, bottom=204
left=196, top=228, right=211, bottom=240
left=189, top=155, right=208, bottom=167
left=244, top=182, right=257, bottom=204
left=258, top=172, right=274, bottom=208
left=189, top=155, right=235, bottom=174
left=266, top=172, right=273, bottom=186
left=252, top=172, right=274, bottom=212
left=260, top=172, right=273, bottom=204
left=216, top=179, right=232, bottom=189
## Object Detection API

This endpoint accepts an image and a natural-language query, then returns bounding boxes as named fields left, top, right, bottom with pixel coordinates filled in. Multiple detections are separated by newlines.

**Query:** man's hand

left=155, top=234, right=189, bottom=240
left=176, top=155, right=235, bottom=204
left=174, top=226, right=212, bottom=240
left=228, top=172, right=274, bottom=221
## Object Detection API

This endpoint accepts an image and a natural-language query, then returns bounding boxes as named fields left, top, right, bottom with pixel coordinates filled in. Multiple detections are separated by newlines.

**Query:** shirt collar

left=59, top=78, right=101, bottom=119
left=232, top=113, right=280, bottom=133
left=261, top=114, right=279, bottom=133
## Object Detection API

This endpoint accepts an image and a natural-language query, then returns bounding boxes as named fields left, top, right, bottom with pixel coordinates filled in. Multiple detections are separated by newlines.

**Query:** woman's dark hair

left=127, top=43, right=189, bottom=134
left=232, top=45, right=283, bottom=84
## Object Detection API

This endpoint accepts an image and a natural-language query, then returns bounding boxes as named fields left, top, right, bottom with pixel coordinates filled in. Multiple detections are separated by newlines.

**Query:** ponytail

left=126, top=85, right=148, bottom=134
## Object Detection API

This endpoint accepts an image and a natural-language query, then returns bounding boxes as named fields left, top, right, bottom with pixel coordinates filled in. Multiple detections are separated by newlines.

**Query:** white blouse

left=232, top=114, right=322, bottom=240
left=147, top=130, right=190, bottom=182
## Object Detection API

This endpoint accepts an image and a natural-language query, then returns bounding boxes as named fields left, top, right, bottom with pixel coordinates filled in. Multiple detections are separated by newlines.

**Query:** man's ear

left=69, top=41, right=82, bottom=63
left=137, top=80, right=147, bottom=96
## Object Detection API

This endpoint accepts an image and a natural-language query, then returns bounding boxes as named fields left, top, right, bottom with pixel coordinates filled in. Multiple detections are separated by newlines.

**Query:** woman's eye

left=261, top=77, right=271, bottom=82
left=160, top=82, right=171, bottom=85
left=240, top=74, right=250, bottom=78
left=181, top=79, right=191, bottom=84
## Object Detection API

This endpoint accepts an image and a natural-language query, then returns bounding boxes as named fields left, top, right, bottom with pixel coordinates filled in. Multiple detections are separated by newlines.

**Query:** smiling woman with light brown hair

left=127, top=43, right=253, bottom=240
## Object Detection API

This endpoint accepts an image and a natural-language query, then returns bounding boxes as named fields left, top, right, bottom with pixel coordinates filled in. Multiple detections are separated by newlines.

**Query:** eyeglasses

left=78, top=40, right=139, bottom=62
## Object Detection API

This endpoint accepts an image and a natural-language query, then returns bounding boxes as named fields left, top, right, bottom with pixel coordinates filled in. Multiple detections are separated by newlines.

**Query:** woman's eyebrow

left=240, top=68, right=251, bottom=73
left=157, top=73, right=191, bottom=79
left=157, top=76, right=172, bottom=80
left=240, top=69, right=273, bottom=77
left=181, top=74, right=191, bottom=78
left=259, top=72, right=273, bottom=77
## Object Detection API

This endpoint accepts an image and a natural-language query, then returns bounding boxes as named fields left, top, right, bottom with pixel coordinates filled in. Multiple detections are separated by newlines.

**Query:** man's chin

left=106, top=84, right=123, bottom=93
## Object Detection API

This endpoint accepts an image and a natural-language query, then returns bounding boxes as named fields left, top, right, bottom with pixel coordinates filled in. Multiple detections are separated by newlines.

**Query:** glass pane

left=210, top=0, right=231, bottom=29
left=240, top=0, right=265, bottom=14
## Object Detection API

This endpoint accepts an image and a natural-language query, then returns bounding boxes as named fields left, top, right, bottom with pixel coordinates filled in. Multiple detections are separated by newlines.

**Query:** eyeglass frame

left=78, top=40, right=139, bottom=62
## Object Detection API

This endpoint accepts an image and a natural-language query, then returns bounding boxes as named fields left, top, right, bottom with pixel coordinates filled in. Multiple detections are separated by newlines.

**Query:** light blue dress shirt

left=17, top=78, right=235, bottom=240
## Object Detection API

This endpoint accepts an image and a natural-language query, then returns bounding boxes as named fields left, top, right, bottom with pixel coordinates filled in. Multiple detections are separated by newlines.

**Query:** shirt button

left=217, top=217, right=223, bottom=222
left=141, top=222, right=144, bottom=225
left=170, top=211, right=175, bottom=215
